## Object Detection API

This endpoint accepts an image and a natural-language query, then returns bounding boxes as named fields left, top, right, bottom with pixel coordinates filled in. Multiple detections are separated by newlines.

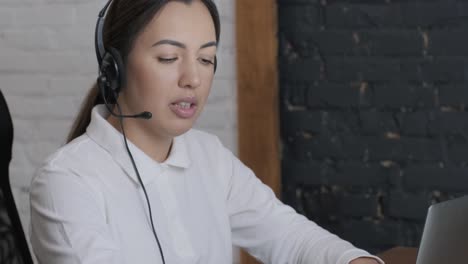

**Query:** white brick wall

left=0, top=0, right=237, bottom=262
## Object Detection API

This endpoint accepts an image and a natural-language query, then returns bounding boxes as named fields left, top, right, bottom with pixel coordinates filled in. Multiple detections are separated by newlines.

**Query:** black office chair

left=0, top=89, right=34, bottom=264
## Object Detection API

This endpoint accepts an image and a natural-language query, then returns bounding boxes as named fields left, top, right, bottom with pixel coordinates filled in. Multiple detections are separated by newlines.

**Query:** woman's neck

left=107, top=115, right=173, bottom=163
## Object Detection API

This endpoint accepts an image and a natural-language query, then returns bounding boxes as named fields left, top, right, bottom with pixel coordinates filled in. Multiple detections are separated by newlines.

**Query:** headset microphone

left=103, top=102, right=153, bottom=120
left=134, top=111, right=152, bottom=119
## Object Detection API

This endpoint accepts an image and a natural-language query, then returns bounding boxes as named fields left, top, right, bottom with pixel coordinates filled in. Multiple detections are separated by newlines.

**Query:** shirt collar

left=86, top=105, right=191, bottom=186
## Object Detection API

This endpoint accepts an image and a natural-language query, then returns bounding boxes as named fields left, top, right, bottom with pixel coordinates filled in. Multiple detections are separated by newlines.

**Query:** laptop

left=416, top=195, right=468, bottom=264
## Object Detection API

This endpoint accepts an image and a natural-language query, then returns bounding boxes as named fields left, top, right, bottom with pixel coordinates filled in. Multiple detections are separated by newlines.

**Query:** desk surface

left=378, top=247, right=418, bottom=264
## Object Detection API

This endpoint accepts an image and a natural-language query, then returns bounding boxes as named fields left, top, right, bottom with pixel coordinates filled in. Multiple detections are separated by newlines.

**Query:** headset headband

left=95, top=0, right=113, bottom=65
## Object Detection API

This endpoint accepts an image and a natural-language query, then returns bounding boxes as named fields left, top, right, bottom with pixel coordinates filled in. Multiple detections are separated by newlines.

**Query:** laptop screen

left=416, top=195, right=468, bottom=264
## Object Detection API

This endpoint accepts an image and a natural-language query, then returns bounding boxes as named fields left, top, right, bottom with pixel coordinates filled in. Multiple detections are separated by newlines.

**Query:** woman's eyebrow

left=200, top=41, right=217, bottom=49
left=152, top=39, right=217, bottom=49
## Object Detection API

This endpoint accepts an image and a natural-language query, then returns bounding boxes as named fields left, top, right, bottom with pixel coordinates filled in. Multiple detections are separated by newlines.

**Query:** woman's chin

left=167, top=119, right=196, bottom=137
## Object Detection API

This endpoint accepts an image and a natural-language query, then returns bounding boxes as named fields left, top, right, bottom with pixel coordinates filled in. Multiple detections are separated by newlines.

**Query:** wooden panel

left=236, top=0, right=279, bottom=263
left=378, top=247, right=418, bottom=264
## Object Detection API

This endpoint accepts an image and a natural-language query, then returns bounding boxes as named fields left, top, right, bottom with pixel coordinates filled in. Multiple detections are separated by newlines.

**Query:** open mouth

left=169, top=100, right=198, bottom=119
left=172, top=102, right=194, bottom=109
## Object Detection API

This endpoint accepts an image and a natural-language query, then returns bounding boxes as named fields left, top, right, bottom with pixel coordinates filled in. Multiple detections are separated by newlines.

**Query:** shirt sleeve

left=224, top=148, right=384, bottom=264
left=29, top=164, right=120, bottom=264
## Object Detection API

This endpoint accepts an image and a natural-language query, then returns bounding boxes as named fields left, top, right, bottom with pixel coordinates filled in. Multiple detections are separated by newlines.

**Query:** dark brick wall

left=278, top=0, right=468, bottom=254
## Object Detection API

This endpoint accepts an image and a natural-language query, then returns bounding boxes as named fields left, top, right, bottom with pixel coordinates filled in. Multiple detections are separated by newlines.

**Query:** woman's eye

left=158, top=57, right=178, bottom=63
left=199, top=58, right=214, bottom=66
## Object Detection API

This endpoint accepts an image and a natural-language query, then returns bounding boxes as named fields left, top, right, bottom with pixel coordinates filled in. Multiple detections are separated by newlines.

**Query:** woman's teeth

left=177, top=102, right=191, bottom=109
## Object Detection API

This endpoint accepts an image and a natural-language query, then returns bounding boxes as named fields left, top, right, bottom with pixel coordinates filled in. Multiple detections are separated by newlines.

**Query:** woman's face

left=120, top=0, right=217, bottom=138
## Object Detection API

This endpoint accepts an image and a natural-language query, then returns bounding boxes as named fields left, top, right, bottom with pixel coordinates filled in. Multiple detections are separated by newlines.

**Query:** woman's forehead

left=138, top=1, right=216, bottom=46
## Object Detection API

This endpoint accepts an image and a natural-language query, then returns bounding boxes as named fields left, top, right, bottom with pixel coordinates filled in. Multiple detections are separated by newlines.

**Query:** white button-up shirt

left=30, top=105, right=383, bottom=264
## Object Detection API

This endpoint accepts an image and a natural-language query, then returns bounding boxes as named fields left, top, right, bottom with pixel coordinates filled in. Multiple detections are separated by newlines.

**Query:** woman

left=30, top=0, right=383, bottom=263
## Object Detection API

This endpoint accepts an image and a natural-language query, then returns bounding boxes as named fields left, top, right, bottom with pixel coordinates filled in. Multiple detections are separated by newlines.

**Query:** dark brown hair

left=67, top=0, right=220, bottom=142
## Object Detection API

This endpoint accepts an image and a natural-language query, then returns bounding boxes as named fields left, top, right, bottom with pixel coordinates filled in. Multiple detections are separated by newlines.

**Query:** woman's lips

left=169, top=97, right=198, bottom=119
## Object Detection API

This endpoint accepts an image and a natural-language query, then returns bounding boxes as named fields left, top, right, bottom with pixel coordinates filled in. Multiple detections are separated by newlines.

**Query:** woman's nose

left=178, top=60, right=201, bottom=89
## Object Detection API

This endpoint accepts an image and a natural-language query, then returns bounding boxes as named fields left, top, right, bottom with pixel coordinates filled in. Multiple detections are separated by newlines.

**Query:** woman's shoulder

left=30, top=134, right=106, bottom=209
left=35, top=134, right=100, bottom=178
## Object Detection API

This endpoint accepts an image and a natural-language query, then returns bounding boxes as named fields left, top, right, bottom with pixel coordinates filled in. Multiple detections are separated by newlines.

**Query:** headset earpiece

left=99, top=47, right=125, bottom=97
left=108, top=47, right=126, bottom=93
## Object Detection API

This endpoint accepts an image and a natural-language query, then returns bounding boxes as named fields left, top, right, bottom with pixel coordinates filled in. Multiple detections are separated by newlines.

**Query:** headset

left=95, top=0, right=165, bottom=263
left=95, top=0, right=152, bottom=119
